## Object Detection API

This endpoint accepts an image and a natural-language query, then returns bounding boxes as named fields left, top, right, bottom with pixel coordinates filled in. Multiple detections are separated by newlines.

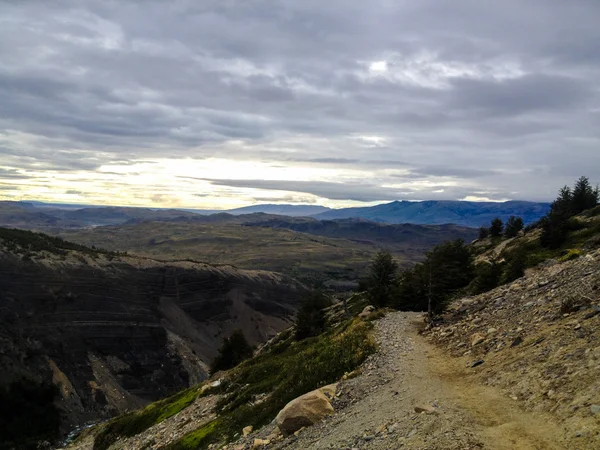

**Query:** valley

left=0, top=228, right=307, bottom=441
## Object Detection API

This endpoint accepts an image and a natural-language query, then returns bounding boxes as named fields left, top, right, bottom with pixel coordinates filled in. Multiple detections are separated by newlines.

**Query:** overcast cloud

left=0, top=0, right=599, bottom=208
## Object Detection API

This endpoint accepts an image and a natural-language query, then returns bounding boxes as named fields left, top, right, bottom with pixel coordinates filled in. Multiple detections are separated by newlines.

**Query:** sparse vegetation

left=164, top=318, right=375, bottom=449
left=93, top=385, right=206, bottom=450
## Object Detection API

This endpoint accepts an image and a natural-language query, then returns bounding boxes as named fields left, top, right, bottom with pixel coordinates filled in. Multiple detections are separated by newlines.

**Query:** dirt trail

left=275, top=311, right=574, bottom=450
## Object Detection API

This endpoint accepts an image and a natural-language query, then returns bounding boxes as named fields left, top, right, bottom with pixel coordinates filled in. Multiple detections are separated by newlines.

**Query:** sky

left=1, top=0, right=599, bottom=209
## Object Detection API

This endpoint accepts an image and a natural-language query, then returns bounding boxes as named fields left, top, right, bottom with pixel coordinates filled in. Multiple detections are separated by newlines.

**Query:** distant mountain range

left=0, top=199, right=550, bottom=228
left=312, top=200, right=550, bottom=227
left=225, top=204, right=330, bottom=216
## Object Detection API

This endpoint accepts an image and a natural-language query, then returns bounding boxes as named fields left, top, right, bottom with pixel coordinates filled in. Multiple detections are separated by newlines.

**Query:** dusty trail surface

left=275, top=312, right=571, bottom=450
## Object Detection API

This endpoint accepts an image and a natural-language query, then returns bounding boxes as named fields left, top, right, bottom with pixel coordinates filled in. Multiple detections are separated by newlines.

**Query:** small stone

left=252, top=438, right=270, bottom=449
left=583, top=306, right=600, bottom=319
left=470, top=333, right=486, bottom=346
left=293, top=427, right=305, bottom=437
left=591, top=405, right=600, bottom=415
left=407, top=428, right=418, bottom=438
left=574, top=323, right=581, bottom=330
left=243, top=426, right=253, bottom=437
left=510, top=336, right=523, bottom=347
left=414, top=405, right=437, bottom=414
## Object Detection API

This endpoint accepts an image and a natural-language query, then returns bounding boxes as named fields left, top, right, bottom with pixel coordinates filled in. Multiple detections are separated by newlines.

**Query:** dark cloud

left=202, top=178, right=404, bottom=202
left=200, top=178, right=507, bottom=202
left=0, top=0, right=599, bottom=204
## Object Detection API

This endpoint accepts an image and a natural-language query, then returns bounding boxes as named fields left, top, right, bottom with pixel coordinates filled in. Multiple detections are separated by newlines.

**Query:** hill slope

left=56, top=220, right=476, bottom=289
left=0, top=228, right=307, bottom=442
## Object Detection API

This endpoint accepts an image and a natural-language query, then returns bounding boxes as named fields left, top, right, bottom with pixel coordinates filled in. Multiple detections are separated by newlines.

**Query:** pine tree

left=489, top=218, right=504, bottom=237
left=478, top=226, right=490, bottom=239
left=504, top=216, right=524, bottom=238
left=502, top=246, right=527, bottom=283
left=210, top=330, right=253, bottom=374
left=294, top=291, right=330, bottom=340
left=365, top=250, right=398, bottom=307
left=572, top=176, right=598, bottom=214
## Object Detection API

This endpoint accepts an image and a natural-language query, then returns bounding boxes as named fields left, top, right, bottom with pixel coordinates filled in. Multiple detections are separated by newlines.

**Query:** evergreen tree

left=572, top=176, right=599, bottom=214
left=489, top=217, right=504, bottom=237
left=394, top=240, right=473, bottom=317
left=210, top=330, right=253, bottom=374
left=365, top=250, right=399, bottom=307
left=470, top=261, right=502, bottom=294
left=502, top=246, right=527, bottom=283
left=294, top=291, right=331, bottom=340
left=423, top=239, right=474, bottom=317
left=504, top=216, right=524, bottom=238
left=478, top=226, right=490, bottom=240
left=541, top=185, right=575, bottom=249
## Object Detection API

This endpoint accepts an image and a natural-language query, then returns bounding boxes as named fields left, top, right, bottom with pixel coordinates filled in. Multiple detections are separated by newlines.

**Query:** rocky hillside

left=0, top=228, right=307, bottom=446
left=427, top=248, right=600, bottom=446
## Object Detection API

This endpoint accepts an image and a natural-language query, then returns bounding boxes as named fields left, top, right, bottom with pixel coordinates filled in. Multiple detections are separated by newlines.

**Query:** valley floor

left=270, top=312, right=579, bottom=450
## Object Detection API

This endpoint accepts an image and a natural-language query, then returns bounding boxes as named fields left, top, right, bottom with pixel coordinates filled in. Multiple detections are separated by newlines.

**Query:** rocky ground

left=225, top=312, right=579, bottom=450
left=427, top=249, right=600, bottom=449
left=66, top=250, right=600, bottom=450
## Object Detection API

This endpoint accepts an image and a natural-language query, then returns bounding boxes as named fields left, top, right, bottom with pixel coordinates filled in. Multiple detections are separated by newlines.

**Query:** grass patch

left=558, top=248, right=582, bottom=262
left=93, top=385, right=204, bottom=450
left=165, top=318, right=376, bottom=450
left=163, top=420, right=219, bottom=450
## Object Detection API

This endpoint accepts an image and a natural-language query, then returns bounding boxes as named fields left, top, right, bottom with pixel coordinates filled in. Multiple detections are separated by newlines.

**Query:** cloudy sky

left=1, top=0, right=599, bottom=209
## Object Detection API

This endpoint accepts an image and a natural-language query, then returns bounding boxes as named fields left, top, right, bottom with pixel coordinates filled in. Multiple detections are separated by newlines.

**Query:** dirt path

left=274, top=311, right=572, bottom=450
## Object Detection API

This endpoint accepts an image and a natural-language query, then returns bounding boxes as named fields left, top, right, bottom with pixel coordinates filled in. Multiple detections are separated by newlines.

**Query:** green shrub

left=558, top=248, right=582, bottom=262
left=93, top=385, right=203, bottom=450
left=166, top=319, right=375, bottom=449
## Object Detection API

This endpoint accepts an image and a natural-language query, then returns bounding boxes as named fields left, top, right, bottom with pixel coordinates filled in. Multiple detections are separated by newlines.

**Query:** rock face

left=275, top=389, right=335, bottom=436
left=0, top=234, right=307, bottom=433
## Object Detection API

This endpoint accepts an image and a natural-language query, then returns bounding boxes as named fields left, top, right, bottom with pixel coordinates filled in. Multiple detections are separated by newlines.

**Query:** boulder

left=359, top=305, right=376, bottom=318
left=318, top=383, right=338, bottom=400
left=275, top=389, right=335, bottom=436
